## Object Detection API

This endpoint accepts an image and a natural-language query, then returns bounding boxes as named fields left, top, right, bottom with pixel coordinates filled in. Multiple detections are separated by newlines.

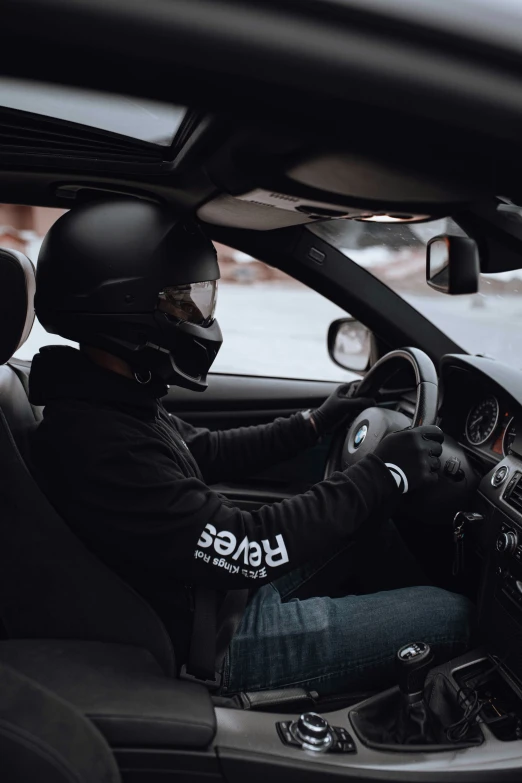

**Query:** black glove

left=374, top=425, right=444, bottom=494
left=309, top=384, right=375, bottom=436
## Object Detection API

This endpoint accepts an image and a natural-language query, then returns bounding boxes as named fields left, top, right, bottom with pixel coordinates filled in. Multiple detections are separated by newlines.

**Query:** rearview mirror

left=426, top=234, right=480, bottom=295
left=328, top=318, right=372, bottom=373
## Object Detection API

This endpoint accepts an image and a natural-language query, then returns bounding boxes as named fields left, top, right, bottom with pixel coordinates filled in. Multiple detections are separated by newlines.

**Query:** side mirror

left=426, top=234, right=480, bottom=295
left=328, top=318, right=373, bottom=373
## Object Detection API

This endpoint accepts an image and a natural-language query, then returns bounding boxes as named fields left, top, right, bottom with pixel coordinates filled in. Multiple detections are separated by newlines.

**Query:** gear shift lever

left=351, top=640, right=482, bottom=748
left=396, top=642, right=434, bottom=702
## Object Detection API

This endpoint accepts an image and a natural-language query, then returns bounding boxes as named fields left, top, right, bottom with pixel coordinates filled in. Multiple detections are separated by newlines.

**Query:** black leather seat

left=0, top=249, right=221, bottom=760
left=0, top=659, right=121, bottom=783
left=0, top=248, right=41, bottom=449
left=0, top=248, right=176, bottom=675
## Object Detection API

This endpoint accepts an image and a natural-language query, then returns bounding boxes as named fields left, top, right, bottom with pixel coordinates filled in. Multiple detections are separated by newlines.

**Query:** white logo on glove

left=385, top=463, right=409, bottom=494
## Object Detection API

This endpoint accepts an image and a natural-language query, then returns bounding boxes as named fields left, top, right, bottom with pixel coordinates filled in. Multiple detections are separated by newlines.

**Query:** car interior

left=2, top=1, right=522, bottom=781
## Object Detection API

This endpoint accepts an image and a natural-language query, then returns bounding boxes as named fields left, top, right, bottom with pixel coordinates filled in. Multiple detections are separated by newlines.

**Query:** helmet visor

left=157, top=280, right=218, bottom=326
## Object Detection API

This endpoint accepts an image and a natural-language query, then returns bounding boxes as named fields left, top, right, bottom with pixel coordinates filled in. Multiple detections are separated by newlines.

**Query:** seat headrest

left=0, top=248, right=35, bottom=365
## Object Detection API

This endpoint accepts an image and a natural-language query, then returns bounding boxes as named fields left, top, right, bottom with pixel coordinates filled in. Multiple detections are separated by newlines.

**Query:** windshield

left=310, top=218, right=522, bottom=365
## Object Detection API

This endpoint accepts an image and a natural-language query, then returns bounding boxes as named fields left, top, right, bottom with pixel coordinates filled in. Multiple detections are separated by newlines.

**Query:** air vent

left=504, top=472, right=522, bottom=513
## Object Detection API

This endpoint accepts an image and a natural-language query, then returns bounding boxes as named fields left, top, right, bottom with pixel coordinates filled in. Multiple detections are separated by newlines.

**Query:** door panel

left=163, top=373, right=343, bottom=507
left=163, top=373, right=341, bottom=417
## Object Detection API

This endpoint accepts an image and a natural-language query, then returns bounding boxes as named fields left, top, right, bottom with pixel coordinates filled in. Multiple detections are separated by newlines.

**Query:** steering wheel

left=325, top=347, right=439, bottom=477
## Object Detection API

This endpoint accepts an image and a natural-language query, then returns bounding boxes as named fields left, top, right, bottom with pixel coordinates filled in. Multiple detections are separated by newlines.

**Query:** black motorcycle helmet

left=35, top=197, right=222, bottom=391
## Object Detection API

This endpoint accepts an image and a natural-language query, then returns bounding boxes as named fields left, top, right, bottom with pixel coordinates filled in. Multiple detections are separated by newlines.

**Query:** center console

left=213, top=458, right=522, bottom=783
left=477, top=454, right=522, bottom=687
left=214, top=646, right=522, bottom=783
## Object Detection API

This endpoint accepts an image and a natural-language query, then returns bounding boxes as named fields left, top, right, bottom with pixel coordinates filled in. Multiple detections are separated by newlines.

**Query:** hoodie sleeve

left=31, top=405, right=399, bottom=591
left=187, top=455, right=399, bottom=588
left=64, top=417, right=399, bottom=589
left=172, top=411, right=318, bottom=483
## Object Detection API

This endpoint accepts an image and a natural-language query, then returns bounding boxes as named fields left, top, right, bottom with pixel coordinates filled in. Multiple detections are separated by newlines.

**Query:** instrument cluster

left=465, top=395, right=517, bottom=458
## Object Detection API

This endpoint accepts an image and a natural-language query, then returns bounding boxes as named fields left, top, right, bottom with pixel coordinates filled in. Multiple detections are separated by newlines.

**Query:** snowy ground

left=14, top=284, right=522, bottom=379
left=212, top=285, right=358, bottom=381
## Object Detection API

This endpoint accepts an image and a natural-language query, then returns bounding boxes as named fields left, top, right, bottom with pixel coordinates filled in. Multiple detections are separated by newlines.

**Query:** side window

left=212, top=243, right=358, bottom=381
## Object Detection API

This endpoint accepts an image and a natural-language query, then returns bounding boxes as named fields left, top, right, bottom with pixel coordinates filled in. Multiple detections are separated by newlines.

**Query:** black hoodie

left=29, top=346, right=398, bottom=667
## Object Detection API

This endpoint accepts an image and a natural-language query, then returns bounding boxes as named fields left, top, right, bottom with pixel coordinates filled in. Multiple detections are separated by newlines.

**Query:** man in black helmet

left=29, top=198, right=473, bottom=696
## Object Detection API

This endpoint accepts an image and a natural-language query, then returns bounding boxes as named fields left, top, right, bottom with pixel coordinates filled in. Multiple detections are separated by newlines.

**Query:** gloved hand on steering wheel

left=309, top=384, right=375, bottom=436
left=374, top=425, right=444, bottom=494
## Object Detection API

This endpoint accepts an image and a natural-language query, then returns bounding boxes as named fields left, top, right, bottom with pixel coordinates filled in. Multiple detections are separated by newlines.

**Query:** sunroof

left=0, top=78, right=186, bottom=147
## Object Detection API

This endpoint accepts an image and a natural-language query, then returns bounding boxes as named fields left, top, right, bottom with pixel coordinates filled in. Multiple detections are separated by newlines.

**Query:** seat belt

left=215, top=588, right=249, bottom=671
left=180, top=586, right=248, bottom=690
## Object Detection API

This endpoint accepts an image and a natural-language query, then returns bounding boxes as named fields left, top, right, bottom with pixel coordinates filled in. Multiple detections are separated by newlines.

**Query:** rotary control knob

left=290, top=712, right=333, bottom=752
left=496, top=531, right=518, bottom=555
left=492, top=465, right=509, bottom=488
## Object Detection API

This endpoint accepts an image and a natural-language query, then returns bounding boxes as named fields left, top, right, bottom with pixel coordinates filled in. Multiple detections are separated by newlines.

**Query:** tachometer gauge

left=466, top=396, right=500, bottom=446
left=503, top=417, right=517, bottom=456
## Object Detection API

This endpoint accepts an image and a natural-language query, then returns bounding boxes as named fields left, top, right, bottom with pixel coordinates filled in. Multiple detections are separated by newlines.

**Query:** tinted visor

left=157, top=280, right=217, bottom=326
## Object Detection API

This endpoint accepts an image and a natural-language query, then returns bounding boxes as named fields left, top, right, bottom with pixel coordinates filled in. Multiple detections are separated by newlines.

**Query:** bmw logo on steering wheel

left=353, top=424, right=368, bottom=448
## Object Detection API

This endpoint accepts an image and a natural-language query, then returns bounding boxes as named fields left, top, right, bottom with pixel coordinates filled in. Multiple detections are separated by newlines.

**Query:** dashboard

left=439, top=356, right=522, bottom=468
left=437, top=355, right=522, bottom=689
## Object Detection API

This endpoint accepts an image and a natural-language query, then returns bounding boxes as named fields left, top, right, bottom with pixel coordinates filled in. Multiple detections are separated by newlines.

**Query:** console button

left=282, top=726, right=293, bottom=743
left=276, top=721, right=301, bottom=747
left=445, top=457, right=461, bottom=477
left=492, top=465, right=509, bottom=487
left=496, top=531, right=518, bottom=555
left=331, top=726, right=356, bottom=753
left=505, top=475, right=519, bottom=495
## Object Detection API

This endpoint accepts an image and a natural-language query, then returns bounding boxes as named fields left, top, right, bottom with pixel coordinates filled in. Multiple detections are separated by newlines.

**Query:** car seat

left=0, top=247, right=176, bottom=676
left=0, top=659, right=120, bottom=783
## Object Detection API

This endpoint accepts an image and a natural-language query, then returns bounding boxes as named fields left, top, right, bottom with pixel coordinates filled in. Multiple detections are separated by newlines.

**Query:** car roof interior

left=0, top=78, right=520, bottom=284
left=1, top=1, right=522, bottom=277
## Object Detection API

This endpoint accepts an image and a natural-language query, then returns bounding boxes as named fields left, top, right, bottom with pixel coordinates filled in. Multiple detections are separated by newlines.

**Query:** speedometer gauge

left=503, top=417, right=517, bottom=456
left=466, top=396, right=500, bottom=446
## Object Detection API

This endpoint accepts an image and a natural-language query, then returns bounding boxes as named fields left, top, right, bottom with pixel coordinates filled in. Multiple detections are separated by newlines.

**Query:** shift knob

left=395, top=642, right=434, bottom=700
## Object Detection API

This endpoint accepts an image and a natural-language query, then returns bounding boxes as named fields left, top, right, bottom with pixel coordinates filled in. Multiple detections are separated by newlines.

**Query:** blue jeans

left=222, top=521, right=475, bottom=696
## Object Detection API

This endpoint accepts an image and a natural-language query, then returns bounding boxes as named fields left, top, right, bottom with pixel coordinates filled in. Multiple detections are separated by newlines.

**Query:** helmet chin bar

left=99, top=339, right=214, bottom=392
left=42, top=308, right=223, bottom=392
left=104, top=322, right=222, bottom=392
left=149, top=310, right=222, bottom=390
left=146, top=344, right=210, bottom=392
left=91, top=337, right=208, bottom=391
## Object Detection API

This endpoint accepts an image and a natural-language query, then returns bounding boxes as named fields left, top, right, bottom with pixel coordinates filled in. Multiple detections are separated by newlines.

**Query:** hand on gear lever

left=395, top=642, right=435, bottom=703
